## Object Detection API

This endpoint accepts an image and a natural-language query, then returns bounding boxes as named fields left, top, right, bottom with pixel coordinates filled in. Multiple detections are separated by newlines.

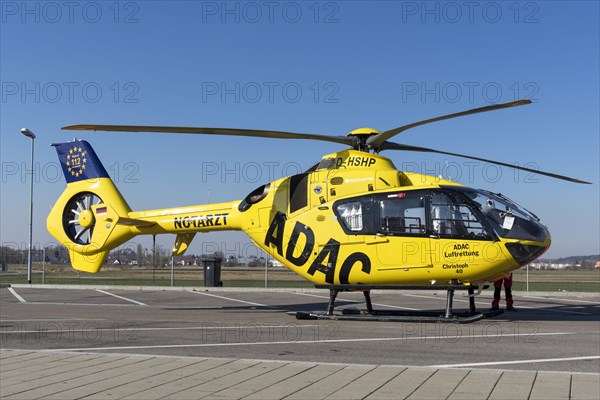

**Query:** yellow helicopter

left=47, top=100, right=590, bottom=322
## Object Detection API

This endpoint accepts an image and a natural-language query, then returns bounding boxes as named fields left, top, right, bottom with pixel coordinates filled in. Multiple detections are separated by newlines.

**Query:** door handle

left=366, top=235, right=389, bottom=244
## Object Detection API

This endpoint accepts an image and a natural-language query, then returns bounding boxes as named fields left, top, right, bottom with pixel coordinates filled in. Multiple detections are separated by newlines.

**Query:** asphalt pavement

left=1, top=285, right=599, bottom=399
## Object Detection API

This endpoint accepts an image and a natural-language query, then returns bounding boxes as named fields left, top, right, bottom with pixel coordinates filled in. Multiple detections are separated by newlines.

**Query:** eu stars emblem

left=66, top=146, right=87, bottom=178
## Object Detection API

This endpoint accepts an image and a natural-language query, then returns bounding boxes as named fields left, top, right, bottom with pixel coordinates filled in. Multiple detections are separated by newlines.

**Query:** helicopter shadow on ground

left=160, top=295, right=600, bottom=321
left=162, top=300, right=359, bottom=313
left=480, top=303, right=600, bottom=323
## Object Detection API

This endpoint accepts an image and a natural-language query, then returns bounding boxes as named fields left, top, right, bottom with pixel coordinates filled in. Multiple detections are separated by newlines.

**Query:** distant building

left=271, top=259, right=283, bottom=268
left=527, top=262, right=568, bottom=270
left=527, top=260, right=599, bottom=270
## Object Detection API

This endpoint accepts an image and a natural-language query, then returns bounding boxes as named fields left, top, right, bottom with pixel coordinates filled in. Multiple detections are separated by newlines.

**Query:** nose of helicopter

left=504, top=227, right=551, bottom=266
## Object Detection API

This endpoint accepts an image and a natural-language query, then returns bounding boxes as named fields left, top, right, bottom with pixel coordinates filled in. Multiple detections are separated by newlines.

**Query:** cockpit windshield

left=455, top=188, right=547, bottom=242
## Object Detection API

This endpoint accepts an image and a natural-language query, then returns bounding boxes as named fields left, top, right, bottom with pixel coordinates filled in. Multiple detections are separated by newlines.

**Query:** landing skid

left=291, top=285, right=503, bottom=323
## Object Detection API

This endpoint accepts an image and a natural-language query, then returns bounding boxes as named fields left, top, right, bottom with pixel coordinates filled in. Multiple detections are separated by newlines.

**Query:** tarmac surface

left=1, top=285, right=599, bottom=399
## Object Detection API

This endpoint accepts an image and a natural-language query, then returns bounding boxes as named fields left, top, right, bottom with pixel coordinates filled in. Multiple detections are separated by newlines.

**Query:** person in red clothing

left=491, top=273, right=516, bottom=311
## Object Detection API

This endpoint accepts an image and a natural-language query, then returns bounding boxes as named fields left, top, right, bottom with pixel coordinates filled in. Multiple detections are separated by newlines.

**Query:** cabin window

left=378, top=192, right=426, bottom=235
left=333, top=196, right=374, bottom=234
left=430, top=192, right=491, bottom=239
left=337, top=202, right=363, bottom=231
left=289, top=173, right=309, bottom=213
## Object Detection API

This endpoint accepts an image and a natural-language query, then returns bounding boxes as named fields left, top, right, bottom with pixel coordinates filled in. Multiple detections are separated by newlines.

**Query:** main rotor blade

left=380, top=142, right=591, bottom=184
left=62, top=124, right=355, bottom=147
left=368, top=100, right=532, bottom=149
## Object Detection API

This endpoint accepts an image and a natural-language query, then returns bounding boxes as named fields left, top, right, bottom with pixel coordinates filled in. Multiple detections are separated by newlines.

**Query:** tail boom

left=128, top=202, right=242, bottom=235
left=47, top=140, right=241, bottom=273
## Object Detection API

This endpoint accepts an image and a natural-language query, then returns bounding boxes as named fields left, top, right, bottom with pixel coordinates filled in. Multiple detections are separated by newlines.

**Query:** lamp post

left=264, top=253, right=269, bottom=288
left=21, top=128, right=36, bottom=284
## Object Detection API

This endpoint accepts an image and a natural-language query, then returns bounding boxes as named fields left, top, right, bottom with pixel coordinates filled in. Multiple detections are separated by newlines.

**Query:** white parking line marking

left=3, top=324, right=319, bottom=335
left=429, top=355, right=600, bottom=368
left=25, top=302, right=143, bottom=307
left=0, top=318, right=105, bottom=322
left=54, top=331, right=573, bottom=352
left=499, top=304, right=591, bottom=315
left=522, top=295, right=600, bottom=304
left=8, top=288, right=26, bottom=303
left=95, top=289, right=147, bottom=306
left=189, top=291, right=276, bottom=308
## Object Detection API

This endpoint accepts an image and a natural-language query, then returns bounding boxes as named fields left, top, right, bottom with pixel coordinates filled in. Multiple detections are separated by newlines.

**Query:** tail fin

left=47, top=140, right=138, bottom=273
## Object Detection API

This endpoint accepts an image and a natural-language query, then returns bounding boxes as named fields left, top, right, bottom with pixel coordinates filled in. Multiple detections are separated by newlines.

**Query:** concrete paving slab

left=117, top=358, right=236, bottom=399
left=488, top=370, right=538, bottom=400
left=194, top=362, right=314, bottom=400
left=2, top=356, right=142, bottom=398
left=529, top=371, right=572, bottom=400
left=162, top=360, right=284, bottom=400
left=1, top=354, right=131, bottom=388
left=571, top=374, right=600, bottom=400
left=286, top=364, right=375, bottom=400
left=407, top=368, right=470, bottom=399
left=0, top=351, right=38, bottom=362
left=42, top=357, right=205, bottom=399
left=447, top=369, right=503, bottom=400
left=1, top=352, right=86, bottom=375
left=324, top=366, right=405, bottom=400
left=79, top=358, right=209, bottom=399
left=365, top=367, right=437, bottom=399
left=1, top=352, right=107, bottom=379
left=244, top=364, right=345, bottom=399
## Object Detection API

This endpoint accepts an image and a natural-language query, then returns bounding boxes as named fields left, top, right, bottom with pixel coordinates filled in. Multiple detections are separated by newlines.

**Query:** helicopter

left=47, top=100, right=590, bottom=323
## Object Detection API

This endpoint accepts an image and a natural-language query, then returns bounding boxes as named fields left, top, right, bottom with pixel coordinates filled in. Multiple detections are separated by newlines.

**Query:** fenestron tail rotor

left=62, top=192, right=103, bottom=245
left=61, top=99, right=590, bottom=184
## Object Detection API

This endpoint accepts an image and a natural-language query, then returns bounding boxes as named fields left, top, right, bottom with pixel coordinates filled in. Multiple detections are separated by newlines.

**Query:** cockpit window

left=430, top=192, right=492, bottom=239
left=460, top=188, right=546, bottom=242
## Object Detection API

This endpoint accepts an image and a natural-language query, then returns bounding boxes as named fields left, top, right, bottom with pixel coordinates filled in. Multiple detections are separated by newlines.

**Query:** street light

left=21, top=128, right=36, bottom=284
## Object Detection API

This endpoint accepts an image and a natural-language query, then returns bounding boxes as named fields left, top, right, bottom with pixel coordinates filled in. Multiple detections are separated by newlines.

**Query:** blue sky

left=1, top=1, right=598, bottom=259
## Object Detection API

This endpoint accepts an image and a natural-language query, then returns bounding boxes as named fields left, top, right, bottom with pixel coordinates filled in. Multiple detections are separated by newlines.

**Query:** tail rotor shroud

left=62, top=192, right=103, bottom=245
